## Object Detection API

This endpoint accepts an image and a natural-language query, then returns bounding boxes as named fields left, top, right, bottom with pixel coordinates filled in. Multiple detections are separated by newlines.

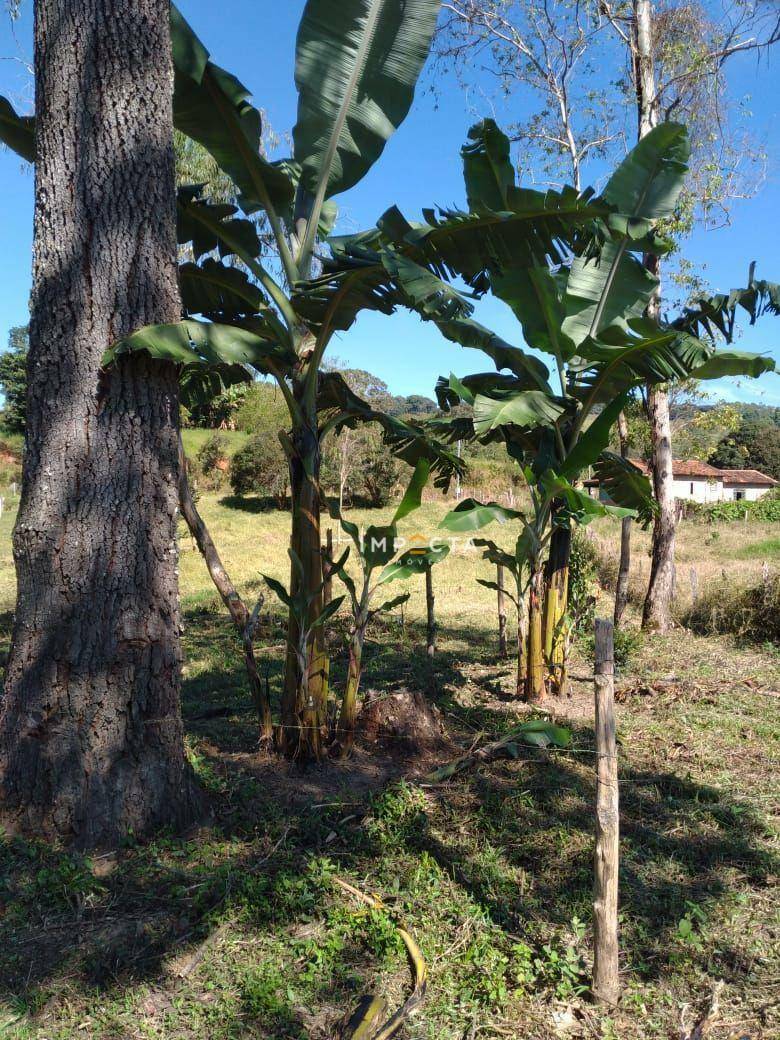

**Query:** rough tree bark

left=0, top=0, right=201, bottom=848
left=642, top=381, right=677, bottom=630
left=632, top=0, right=677, bottom=633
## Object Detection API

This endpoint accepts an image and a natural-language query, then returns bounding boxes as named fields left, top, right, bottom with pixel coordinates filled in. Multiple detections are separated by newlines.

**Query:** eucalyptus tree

left=0, top=0, right=201, bottom=848
left=300, top=119, right=776, bottom=701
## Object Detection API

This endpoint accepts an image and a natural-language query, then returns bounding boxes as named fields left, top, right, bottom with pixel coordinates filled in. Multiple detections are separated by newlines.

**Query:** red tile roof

left=629, top=459, right=722, bottom=478
left=720, top=468, right=779, bottom=486
left=584, top=460, right=777, bottom=487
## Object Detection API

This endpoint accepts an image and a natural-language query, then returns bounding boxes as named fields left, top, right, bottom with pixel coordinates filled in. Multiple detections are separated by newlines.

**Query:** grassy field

left=181, top=428, right=250, bottom=458
left=0, top=488, right=778, bottom=1040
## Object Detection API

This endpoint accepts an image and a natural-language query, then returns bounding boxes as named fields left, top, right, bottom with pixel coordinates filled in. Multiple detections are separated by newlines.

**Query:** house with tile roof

left=584, top=460, right=778, bottom=504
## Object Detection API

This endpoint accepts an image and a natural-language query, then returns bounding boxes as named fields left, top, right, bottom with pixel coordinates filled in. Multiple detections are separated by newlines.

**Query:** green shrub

left=580, top=625, right=642, bottom=671
left=568, top=530, right=599, bottom=634
left=197, top=433, right=228, bottom=475
left=230, top=434, right=289, bottom=507
left=321, top=424, right=403, bottom=508
left=687, top=495, right=780, bottom=524
left=195, top=433, right=229, bottom=491
left=682, top=571, right=780, bottom=644
left=234, top=381, right=288, bottom=435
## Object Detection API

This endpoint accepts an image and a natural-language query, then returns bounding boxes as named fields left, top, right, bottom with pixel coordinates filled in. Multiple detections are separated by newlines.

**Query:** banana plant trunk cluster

left=541, top=517, right=572, bottom=697
left=282, top=371, right=329, bottom=759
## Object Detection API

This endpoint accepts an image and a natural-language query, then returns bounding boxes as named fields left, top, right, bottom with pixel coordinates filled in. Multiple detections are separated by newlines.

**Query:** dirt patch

left=357, top=688, right=454, bottom=756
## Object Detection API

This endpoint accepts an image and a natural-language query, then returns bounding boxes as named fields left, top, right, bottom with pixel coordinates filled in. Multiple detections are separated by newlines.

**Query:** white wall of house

left=589, top=472, right=775, bottom=503
left=722, top=484, right=773, bottom=502
left=671, top=477, right=723, bottom=503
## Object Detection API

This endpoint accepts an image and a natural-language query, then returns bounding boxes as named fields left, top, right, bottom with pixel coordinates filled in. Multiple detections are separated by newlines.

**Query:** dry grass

left=0, top=491, right=778, bottom=1040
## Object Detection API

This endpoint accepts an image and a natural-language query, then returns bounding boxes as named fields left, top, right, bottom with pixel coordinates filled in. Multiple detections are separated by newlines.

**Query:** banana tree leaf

left=513, top=719, right=572, bottom=748
left=602, top=122, right=690, bottom=220
left=170, top=4, right=295, bottom=219
left=689, top=350, right=775, bottom=381
left=560, top=393, right=630, bottom=478
left=476, top=578, right=518, bottom=606
left=380, top=250, right=473, bottom=321
left=0, top=96, right=35, bottom=162
left=393, top=459, right=430, bottom=523
left=312, top=596, right=347, bottom=628
left=327, top=498, right=361, bottom=546
left=673, top=275, right=780, bottom=340
left=436, top=372, right=537, bottom=411
left=591, top=451, right=656, bottom=525
left=292, top=0, right=439, bottom=200
left=539, top=470, right=635, bottom=523
left=574, top=318, right=712, bottom=403
left=473, top=390, right=568, bottom=435
left=563, top=124, right=690, bottom=347
left=462, top=118, right=514, bottom=212
left=563, top=243, right=658, bottom=347
left=177, top=188, right=263, bottom=263
left=472, top=538, right=519, bottom=573
left=263, top=575, right=293, bottom=610
left=402, top=187, right=609, bottom=290
left=363, top=525, right=398, bottom=568
left=317, top=371, right=464, bottom=490
left=179, top=362, right=251, bottom=411
left=440, top=498, right=525, bottom=532
left=373, top=592, right=411, bottom=615
left=105, top=319, right=297, bottom=373
left=179, top=259, right=270, bottom=319
left=492, top=264, right=577, bottom=361
left=379, top=251, right=550, bottom=385
left=293, top=186, right=610, bottom=339
left=436, top=373, right=475, bottom=409
left=378, top=542, right=450, bottom=584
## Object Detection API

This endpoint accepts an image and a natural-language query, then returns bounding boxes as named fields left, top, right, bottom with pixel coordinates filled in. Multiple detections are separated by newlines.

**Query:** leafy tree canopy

left=0, top=326, right=29, bottom=434
left=710, top=418, right=780, bottom=480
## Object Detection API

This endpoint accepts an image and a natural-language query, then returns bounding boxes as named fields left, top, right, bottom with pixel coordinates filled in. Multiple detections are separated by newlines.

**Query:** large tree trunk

left=0, top=0, right=200, bottom=849
left=632, top=0, right=677, bottom=633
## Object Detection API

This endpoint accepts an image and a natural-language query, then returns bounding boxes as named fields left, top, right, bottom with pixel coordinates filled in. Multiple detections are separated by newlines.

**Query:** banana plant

left=441, top=498, right=532, bottom=697
left=262, top=548, right=348, bottom=759
left=303, top=119, right=777, bottom=702
left=2, top=1, right=454, bottom=761
left=326, top=460, right=449, bottom=752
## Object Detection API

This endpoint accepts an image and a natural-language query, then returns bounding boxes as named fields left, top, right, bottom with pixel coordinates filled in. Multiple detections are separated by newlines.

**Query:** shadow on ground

left=0, top=608, right=775, bottom=1036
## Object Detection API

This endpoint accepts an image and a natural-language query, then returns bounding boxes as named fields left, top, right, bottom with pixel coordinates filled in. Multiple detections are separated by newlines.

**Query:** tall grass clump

left=682, top=571, right=780, bottom=644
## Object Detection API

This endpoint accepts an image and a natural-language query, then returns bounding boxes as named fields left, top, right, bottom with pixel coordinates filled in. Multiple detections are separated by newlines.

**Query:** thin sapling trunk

left=178, top=440, right=272, bottom=741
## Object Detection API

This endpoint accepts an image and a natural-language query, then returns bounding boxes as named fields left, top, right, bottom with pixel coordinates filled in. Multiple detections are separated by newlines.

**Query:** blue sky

left=1, top=1, right=779, bottom=405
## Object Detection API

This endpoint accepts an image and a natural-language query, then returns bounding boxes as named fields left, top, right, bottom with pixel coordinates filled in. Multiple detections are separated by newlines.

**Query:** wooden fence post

left=689, top=566, right=698, bottom=606
left=497, top=563, right=508, bottom=659
left=593, top=618, right=620, bottom=1005
left=425, top=564, right=436, bottom=658
left=322, top=529, right=333, bottom=607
